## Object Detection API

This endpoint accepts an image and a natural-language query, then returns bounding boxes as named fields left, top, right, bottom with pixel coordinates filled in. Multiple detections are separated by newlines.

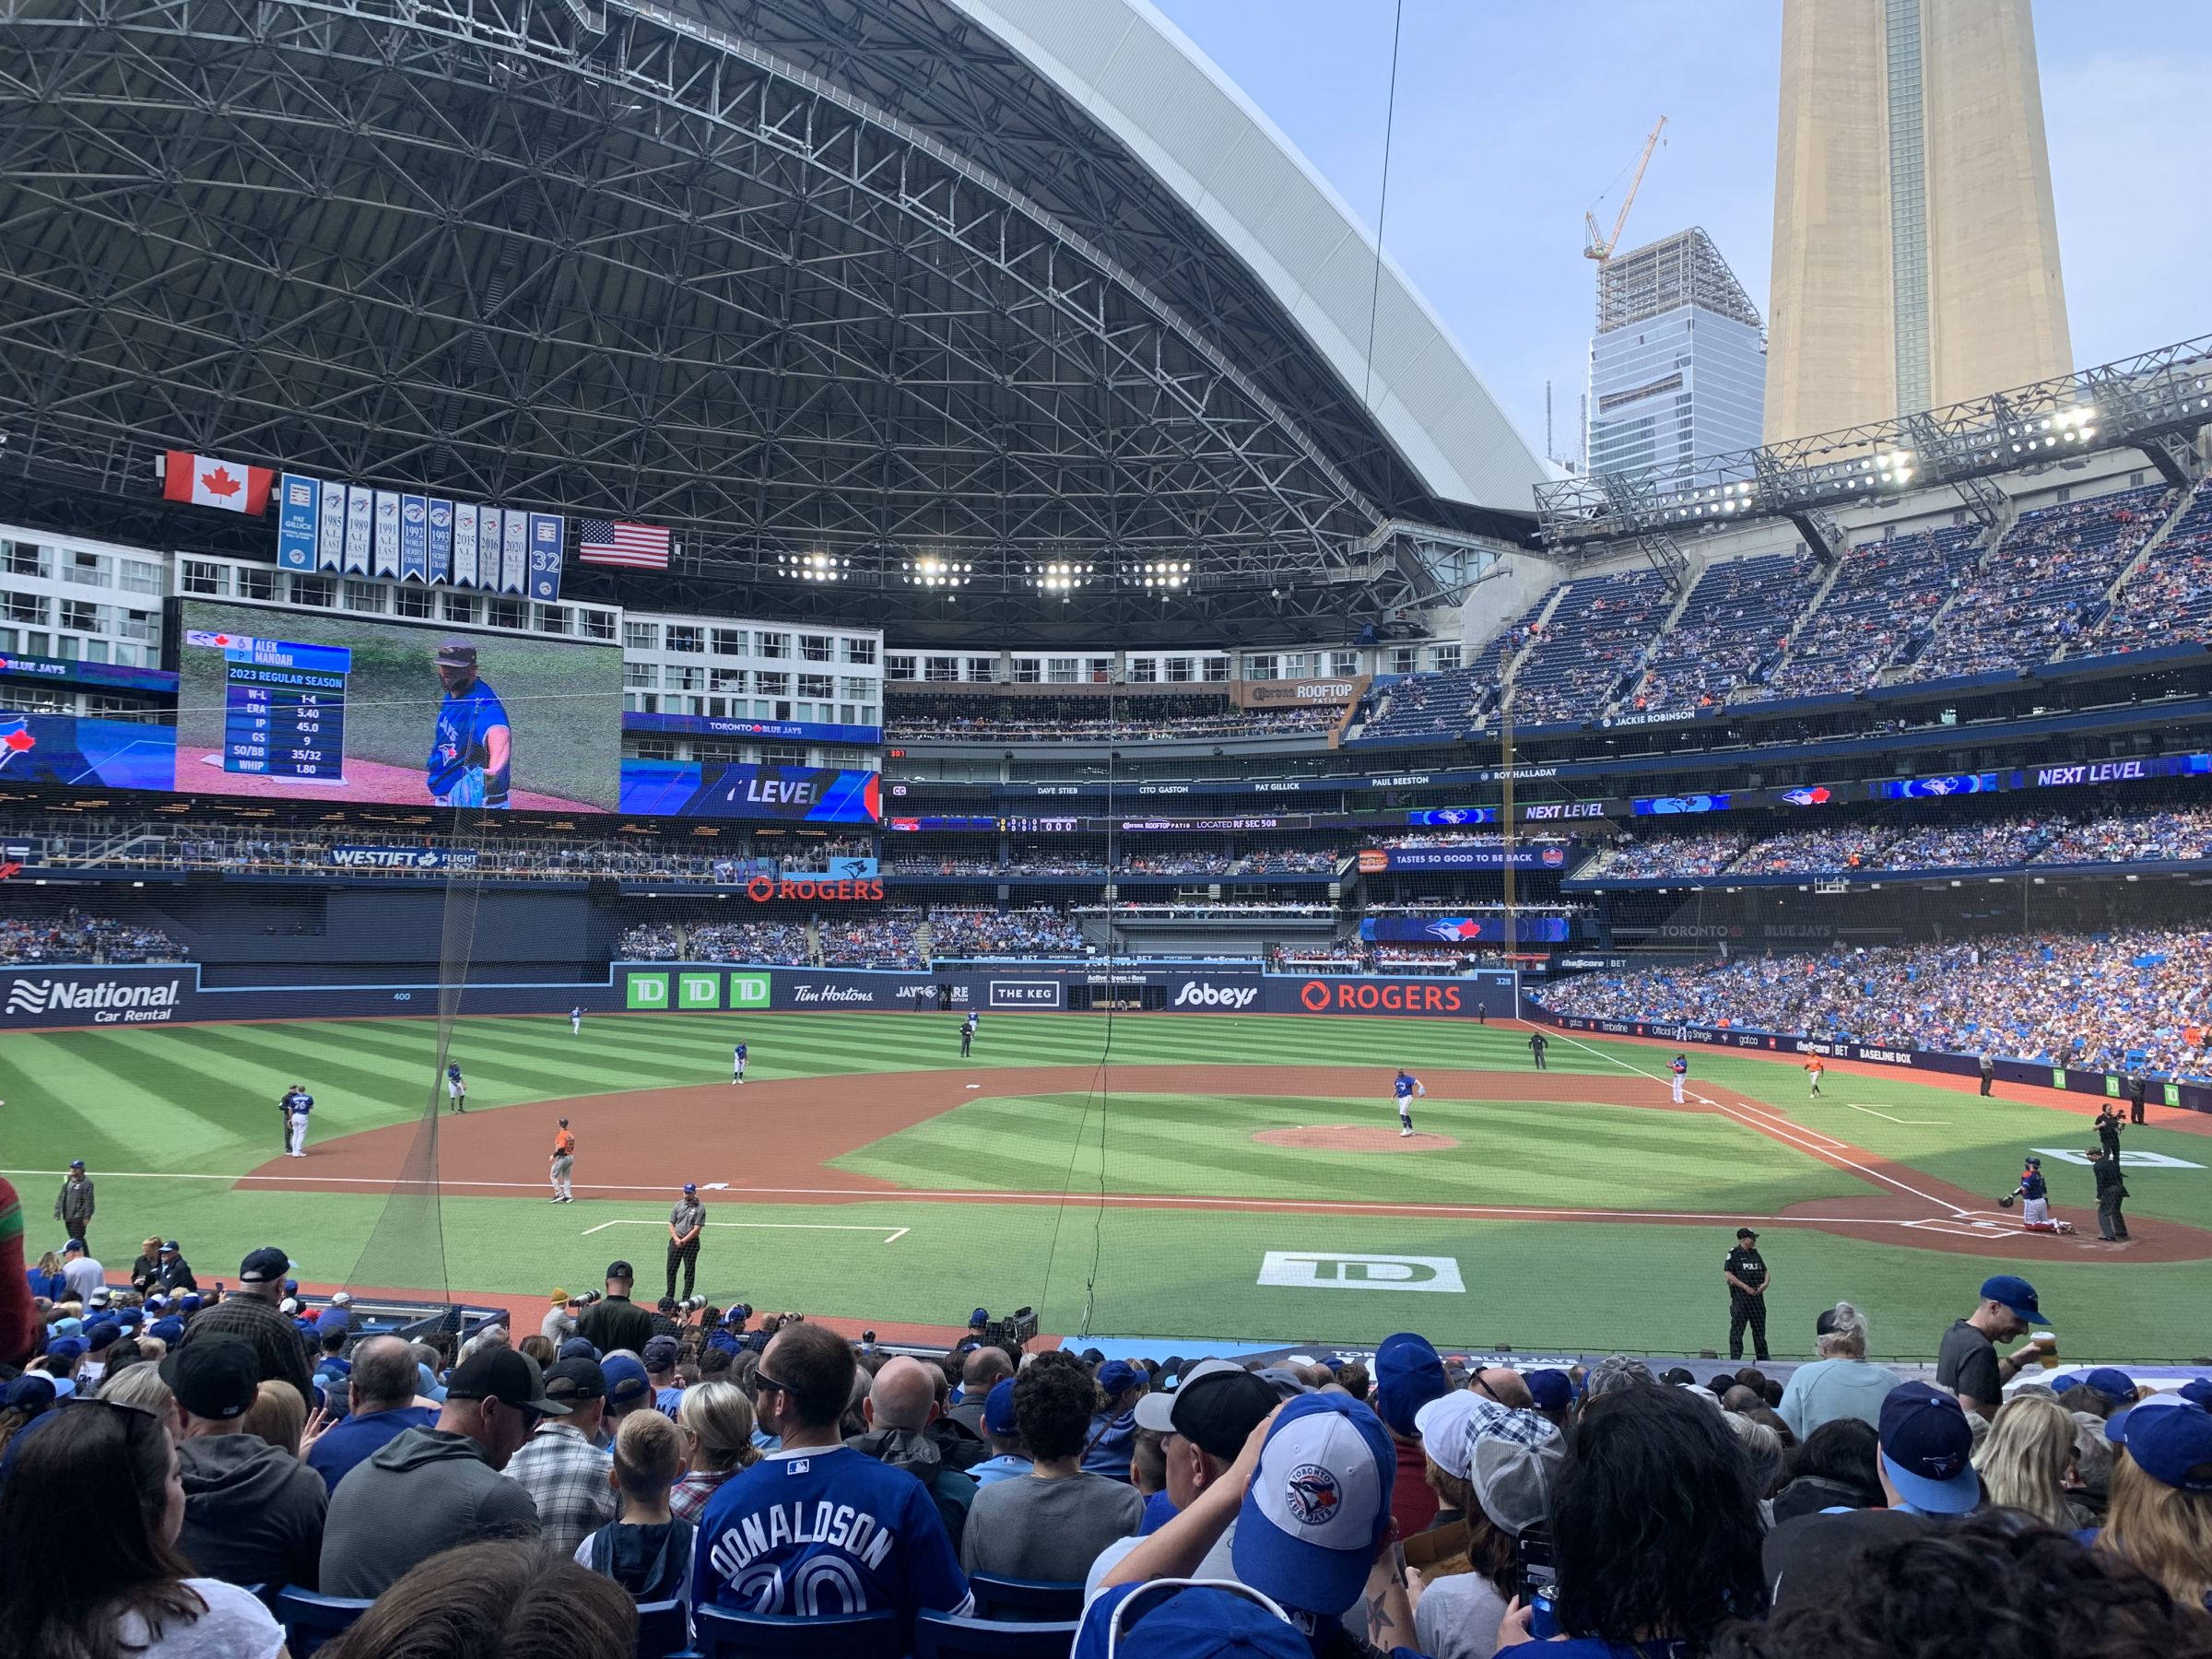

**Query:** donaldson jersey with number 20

left=693, top=1444, right=971, bottom=1625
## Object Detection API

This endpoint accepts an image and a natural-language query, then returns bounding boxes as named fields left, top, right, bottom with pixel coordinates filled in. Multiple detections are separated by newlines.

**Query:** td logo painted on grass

left=1256, top=1251, right=1465, bottom=1294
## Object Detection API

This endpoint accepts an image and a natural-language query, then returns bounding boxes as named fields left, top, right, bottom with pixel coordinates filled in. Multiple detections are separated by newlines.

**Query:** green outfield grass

left=4, top=1011, right=2204, bottom=1357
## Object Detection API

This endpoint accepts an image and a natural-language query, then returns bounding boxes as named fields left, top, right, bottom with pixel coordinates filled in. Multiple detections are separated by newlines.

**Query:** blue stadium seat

left=916, top=1613, right=1082, bottom=1658
left=691, top=1604, right=904, bottom=1658
left=275, top=1586, right=375, bottom=1656
left=636, top=1597, right=689, bottom=1659
left=966, top=1574, right=1085, bottom=1621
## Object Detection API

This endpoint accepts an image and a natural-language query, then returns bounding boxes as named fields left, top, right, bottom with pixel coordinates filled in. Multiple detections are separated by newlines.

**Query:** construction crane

left=1583, top=115, right=1668, bottom=264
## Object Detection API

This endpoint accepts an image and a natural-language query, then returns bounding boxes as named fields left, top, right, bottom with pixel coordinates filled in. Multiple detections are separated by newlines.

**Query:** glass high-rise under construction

left=1586, top=228, right=1766, bottom=478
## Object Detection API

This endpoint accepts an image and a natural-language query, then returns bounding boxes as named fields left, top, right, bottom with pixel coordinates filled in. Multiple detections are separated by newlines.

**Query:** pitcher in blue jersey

left=426, top=639, right=512, bottom=807
left=1392, top=1068, right=1426, bottom=1138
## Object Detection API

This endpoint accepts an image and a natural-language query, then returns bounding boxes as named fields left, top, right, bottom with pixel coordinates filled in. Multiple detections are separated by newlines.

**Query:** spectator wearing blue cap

left=1084, top=1359, right=1148, bottom=1482
left=2099, top=1397, right=2212, bottom=1607
left=1096, top=1391, right=1418, bottom=1653
left=1523, top=1369, right=1574, bottom=1431
left=962, top=1354, right=1139, bottom=1581
left=1076, top=1580, right=1310, bottom=1659
left=77, top=1320, right=123, bottom=1390
left=599, top=1354, right=653, bottom=1429
left=1936, top=1275, right=2048, bottom=1420
left=971, top=1376, right=1031, bottom=1487
left=306, top=1335, right=438, bottom=1494
left=2064, top=1366, right=2144, bottom=1421
left=1373, top=1332, right=1450, bottom=1537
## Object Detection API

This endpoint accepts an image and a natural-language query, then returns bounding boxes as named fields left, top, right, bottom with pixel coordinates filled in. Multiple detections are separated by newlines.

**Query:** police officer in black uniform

left=1723, top=1226, right=1771, bottom=1362
left=2094, top=1104, right=2125, bottom=1163
left=2128, top=1072, right=2148, bottom=1125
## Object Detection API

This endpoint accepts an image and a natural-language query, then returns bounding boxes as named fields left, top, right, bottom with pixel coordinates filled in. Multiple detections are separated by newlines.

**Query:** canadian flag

left=161, top=450, right=275, bottom=514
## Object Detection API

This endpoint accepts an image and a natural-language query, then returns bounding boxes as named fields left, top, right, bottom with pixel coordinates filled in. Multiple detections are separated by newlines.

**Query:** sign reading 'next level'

left=192, top=631, right=352, bottom=784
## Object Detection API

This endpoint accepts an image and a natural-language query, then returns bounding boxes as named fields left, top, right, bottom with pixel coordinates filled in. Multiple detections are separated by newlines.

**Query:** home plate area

left=1252, top=1124, right=1460, bottom=1153
left=1907, top=1209, right=2080, bottom=1241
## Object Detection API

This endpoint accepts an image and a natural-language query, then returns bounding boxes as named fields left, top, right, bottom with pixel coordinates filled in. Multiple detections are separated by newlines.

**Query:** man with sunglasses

left=319, top=1345, right=564, bottom=1597
left=693, top=1320, right=973, bottom=1642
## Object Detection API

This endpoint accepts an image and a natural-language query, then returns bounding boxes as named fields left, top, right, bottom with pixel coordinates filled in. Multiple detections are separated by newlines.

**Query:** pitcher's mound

left=1254, top=1124, right=1458, bottom=1153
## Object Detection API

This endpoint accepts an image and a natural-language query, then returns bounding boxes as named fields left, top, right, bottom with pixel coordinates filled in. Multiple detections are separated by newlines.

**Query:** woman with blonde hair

left=668, top=1380, right=759, bottom=1523
left=2100, top=1399, right=2212, bottom=1608
left=1974, top=1393, right=2085, bottom=1527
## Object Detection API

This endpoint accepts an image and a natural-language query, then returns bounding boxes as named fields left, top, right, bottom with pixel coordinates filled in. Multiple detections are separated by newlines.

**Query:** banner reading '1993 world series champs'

left=277, top=474, right=564, bottom=601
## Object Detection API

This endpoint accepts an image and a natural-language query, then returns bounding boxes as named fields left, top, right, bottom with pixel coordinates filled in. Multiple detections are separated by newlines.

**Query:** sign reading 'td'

left=623, top=970, right=771, bottom=1011
left=1256, top=1252, right=1465, bottom=1293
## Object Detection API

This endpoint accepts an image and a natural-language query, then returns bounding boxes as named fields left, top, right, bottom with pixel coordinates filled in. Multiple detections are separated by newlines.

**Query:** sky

left=1152, top=0, right=2212, bottom=464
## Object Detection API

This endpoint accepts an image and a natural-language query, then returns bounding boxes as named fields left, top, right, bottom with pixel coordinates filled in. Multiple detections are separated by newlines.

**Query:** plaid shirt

left=503, top=1422, right=616, bottom=1556
left=670, top=1467, right=736, bottom=1524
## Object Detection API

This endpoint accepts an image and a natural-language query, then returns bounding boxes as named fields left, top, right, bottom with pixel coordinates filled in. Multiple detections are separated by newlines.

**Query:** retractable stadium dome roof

left=0, top=0, right=1544, bottom=641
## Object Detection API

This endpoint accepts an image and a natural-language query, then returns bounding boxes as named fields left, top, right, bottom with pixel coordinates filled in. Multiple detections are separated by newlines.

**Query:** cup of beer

left=2031, top=1332, right=2058, bottom=1369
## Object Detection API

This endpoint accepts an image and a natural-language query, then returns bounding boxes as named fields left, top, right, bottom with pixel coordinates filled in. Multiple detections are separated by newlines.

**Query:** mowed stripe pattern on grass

left=831, top=1091, right=1869, bottom=1212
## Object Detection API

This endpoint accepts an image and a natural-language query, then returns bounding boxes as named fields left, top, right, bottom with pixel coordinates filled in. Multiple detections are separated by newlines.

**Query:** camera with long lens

left=679, top=1295, right=708, bottom=1313
left=571, top=1288, right=602, bottom=1307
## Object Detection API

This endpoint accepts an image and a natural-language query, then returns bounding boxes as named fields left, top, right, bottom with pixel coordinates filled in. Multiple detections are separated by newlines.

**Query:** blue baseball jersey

left=1671, top=1057, right=1688, bottom=1076
left=447, top=1065, right=463, bottom=1084
left=288, top=1091, right=313, bottom=1116
left=735, top=1043, right=747, bottom=1059
left=427, top=680, right=512, bottom=805
left=693, top=1444, right=971, bottom=1627
left=1394, top=1074, right=1418, bottom=1099
left=2021, top=1171, right=2047, bottom=1200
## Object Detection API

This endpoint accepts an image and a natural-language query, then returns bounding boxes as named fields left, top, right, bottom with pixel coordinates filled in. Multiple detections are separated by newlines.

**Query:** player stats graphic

left=175, top=602, right=620, bottom=809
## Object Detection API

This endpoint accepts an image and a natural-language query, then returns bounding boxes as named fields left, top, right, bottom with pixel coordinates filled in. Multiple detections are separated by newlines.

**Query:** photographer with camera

left=541, top=1288, right=600, bottom=1345
left=666, top=1183, right=706, bottom=1303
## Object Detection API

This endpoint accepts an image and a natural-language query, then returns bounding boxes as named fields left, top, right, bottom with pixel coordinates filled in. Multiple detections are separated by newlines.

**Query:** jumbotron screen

left=174, top=600, right=623, bottom=811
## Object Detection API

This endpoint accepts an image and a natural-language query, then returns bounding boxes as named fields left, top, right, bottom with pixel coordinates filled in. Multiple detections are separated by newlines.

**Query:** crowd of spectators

left=614, top=921, right=811, bottom=966
left=1748, top=524, right=1987, bottom=702
left=2092, top=477, right=2212, bottom=653
left=1906, top=488, right=2173, bottom=682
left=1539, top=924, right=2212, bottom=1080
left=9, top=1216, right=2212, bottom=1659
left=927, top=908, right=1088, bottom=959
left=885, top=852, right=1006, bottom=877
left=887, top=691, right=1335, bottom=743
left=1353, top=665, right=1487, bottom=742
left=1588, top=806, right=2212, bottom=884
left=818, top=910, right=925, bottom=969
left=1505, top=567, right=1678, bottom=727
left=1627, top=552, right=1818, bottom=718
left=1118, top=848, right=1338, bottom=877
left=0, top=910, right=184, bottom=965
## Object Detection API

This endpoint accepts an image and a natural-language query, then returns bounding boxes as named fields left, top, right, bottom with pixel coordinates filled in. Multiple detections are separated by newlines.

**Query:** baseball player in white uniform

left=571, top=1006, right=583, bottom=1036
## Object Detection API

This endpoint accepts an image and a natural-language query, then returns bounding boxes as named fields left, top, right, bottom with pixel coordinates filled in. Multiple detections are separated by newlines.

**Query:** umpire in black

left=1724, top=1226, right=1771, bottom=1361
left=1529, top=1031, right=1548, bottom=1070
left=2090, top=1146, right=2131, bottom=1241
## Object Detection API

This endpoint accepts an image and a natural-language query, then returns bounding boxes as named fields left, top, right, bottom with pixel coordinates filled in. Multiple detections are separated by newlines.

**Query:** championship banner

left=273, top=480, right=560, bottom=594
left=1232, top=675, right=1370, bottom=710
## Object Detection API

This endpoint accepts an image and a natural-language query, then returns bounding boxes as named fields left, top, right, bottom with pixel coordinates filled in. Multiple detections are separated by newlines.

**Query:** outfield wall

left=1529, top=1007, right=2212, bottom=1115
left=0, top=959, right=1521, bottom=1031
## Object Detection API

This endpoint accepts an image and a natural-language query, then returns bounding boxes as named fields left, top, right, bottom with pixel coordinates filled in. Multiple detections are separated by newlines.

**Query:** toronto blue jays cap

left=1979, top=1275, right=2046, bottom=1324
left=2077, top=1367, right=2137, bottom=1406
left=1877, top=1382, right=1979, bottom=1514
left=1524, top=1369, right=1575, bottom=1413
left=970, top=1308, right=990, bottom=1326
left=2106, top=1391, right=2189, bottom=1446
left=1232, top=1392, right=1396, bottom=1617
left=600, top=1355, right=651, bottom=1409
left=45, top=1336, right=88, bottom=1362
left=148, top=1316, right=185, bottom=1343
left=1373, top=1331, right=1449, bottom=1436
left=683, top=1182, right=697, bottom=1195
left=2180, top=1380, right=2212, bottom=1407
left=2117, top=1399, right=2212, bottom=1493
left=1098, top=1359, right=1145, bottom=1395
left=64, top=1239, right=86, bottom=1253
left=559, top=1335, right=601, bottom=1361
left=1074, top=1582, right=1307, bottom=1659
left=982, top=1376, right=1019, bottom=1438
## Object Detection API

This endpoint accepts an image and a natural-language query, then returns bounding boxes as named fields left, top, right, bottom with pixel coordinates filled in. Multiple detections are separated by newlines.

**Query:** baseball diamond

left=6, top=1009, right=2208, bottom=1355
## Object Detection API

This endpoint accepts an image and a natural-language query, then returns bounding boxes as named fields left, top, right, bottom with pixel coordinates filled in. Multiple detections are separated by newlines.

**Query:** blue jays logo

left=1284, top=1462, right=1341, bottom=1526
left=1434, top=808, right=1471, bottom=824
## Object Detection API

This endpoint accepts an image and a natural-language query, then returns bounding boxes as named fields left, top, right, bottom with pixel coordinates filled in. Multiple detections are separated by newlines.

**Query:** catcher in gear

left=2006, top=1158, right=2072, bottom=1234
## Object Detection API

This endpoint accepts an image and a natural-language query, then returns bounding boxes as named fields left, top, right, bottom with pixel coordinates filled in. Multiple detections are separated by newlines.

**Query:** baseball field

left=6, top=1009, right=2206, bottom=1359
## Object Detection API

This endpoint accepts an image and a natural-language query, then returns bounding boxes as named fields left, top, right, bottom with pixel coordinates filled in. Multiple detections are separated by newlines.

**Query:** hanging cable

left=1360, top=0, right=1406, bottom=413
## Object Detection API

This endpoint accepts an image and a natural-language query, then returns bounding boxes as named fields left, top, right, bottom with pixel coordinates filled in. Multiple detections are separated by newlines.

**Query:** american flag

left=577, top=519, right=671, bottom=569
